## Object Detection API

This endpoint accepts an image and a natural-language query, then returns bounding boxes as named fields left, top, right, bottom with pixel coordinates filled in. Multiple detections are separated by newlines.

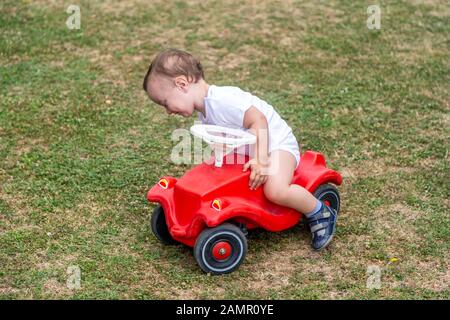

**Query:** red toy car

left=147, top=132, right=342, bottom=274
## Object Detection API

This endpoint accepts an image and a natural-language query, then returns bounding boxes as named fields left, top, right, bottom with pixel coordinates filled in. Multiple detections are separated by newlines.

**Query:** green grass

left=0, top=0, right=449, bottom=299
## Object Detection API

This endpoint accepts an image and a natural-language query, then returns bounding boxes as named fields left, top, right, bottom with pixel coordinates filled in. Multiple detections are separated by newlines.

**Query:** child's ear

left=174, top=76, right=189, bottom=92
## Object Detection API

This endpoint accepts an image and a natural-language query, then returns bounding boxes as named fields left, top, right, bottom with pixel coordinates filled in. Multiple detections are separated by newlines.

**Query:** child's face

left=147, top=74, right=196, bottom=117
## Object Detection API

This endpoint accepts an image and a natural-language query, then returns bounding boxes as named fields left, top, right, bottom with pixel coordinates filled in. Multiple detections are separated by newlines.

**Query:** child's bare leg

left=263, top=150, right=318, bottom=214
left=263, top=150, right=338, bottom=250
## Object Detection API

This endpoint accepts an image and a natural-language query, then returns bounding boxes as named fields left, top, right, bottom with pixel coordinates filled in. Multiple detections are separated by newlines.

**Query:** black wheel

left=194, top=223, right=247, bottom=275
left=151, top=205, right=177, bottom=245
left=313, top=183, right=340, bottom=214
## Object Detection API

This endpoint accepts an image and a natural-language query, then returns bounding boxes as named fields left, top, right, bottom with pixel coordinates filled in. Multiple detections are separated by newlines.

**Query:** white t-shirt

left=197, top=85, right=300, bottom=166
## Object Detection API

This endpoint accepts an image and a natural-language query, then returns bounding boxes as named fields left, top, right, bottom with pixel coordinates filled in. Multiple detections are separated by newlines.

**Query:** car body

left=147, top=151, right=342, bottom=247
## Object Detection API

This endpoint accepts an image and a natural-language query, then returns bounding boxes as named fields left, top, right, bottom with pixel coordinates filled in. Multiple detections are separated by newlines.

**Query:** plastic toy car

left=147, top=125, right=342, bottom=275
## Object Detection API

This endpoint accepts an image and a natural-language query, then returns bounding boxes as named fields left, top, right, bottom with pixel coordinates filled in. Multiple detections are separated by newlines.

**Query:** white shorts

left=236, top=133, right=301, bottom=169
left=271, top=146, right=301, bottom=169
left=269, top=131, right=300, bottom=169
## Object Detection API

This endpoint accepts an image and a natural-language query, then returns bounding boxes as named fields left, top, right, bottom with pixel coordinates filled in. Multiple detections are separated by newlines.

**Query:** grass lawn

left=0, top=0, right=448, bottom=299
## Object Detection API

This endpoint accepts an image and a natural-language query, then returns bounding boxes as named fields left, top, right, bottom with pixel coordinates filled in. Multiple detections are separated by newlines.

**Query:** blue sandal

left=307, top=203, right=338, bottom=251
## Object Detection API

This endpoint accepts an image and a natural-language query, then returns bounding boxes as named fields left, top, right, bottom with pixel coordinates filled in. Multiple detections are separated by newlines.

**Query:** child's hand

left=243, top=159, right=269, bottom=190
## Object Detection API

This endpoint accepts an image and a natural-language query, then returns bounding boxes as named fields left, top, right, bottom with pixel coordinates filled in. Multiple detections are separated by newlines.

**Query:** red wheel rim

left=324, top=200, right=331, bottom=207
left=212, top=241, right=232, bottom=261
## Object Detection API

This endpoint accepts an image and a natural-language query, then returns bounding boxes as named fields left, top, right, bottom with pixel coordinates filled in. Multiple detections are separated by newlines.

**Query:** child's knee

left=263, top=183, right=288, bottom=205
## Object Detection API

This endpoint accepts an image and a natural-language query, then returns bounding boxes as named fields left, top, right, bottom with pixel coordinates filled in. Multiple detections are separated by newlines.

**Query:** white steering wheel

left=190, top=124, right=256, bottom=167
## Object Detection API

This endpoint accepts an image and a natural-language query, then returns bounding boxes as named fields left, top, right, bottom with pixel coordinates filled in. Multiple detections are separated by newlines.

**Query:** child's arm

left=242, top=106, right=269, bottom=190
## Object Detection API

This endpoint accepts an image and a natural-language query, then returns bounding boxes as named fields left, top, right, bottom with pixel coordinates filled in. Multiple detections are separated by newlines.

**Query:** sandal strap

left=307, top=208, right=331, bottom=223
left=310, top=222, right=329, bottom=233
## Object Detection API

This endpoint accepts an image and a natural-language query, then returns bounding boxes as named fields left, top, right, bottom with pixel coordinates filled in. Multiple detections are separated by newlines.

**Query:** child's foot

left=306, top=202, right=338, bottom=251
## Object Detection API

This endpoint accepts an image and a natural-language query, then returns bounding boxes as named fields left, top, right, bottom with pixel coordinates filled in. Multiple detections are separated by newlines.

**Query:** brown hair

left=143, top=48, right=205, bottom=92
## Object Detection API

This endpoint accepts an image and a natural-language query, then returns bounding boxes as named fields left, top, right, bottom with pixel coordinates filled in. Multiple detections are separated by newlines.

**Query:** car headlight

left=211, top=199, right=222, bottom=211
left=158, top=178, right=169, bottom=189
